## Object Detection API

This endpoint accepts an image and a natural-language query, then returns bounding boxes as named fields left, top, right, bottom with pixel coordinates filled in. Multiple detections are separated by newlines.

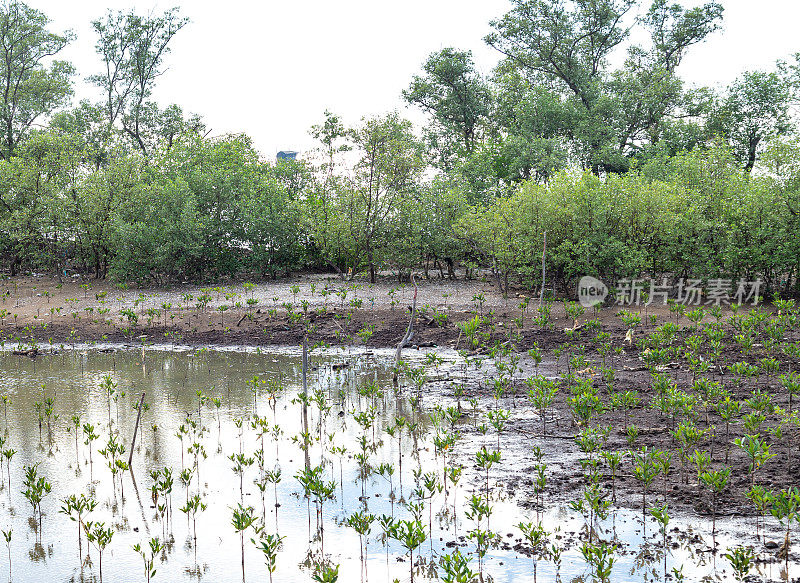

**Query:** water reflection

left=0, top=346, right=792, bottom=582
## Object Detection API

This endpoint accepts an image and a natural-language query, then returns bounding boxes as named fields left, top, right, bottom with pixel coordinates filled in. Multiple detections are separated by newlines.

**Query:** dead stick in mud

left=128, top=392, right=146, bottom=470
left=539, top=230, right=547, bottom=309
left=394, top=274, right=418, bottom=379
left=301, top=336, right=310, bottom=471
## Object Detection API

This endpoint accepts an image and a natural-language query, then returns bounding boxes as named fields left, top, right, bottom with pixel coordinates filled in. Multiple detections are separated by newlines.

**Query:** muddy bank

left=449, top=326, right=800, bottom=528
left=0, top=306, right=463, bottom=350
left=0, top=272, right=532, bottom=349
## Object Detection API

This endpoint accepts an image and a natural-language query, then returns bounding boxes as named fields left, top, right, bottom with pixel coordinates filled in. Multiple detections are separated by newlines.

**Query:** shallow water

left=0, top=345, right=793, bottom=582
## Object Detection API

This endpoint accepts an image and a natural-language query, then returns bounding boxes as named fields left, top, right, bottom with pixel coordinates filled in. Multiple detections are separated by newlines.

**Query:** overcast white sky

left=26, top=0, right=800, bottom=158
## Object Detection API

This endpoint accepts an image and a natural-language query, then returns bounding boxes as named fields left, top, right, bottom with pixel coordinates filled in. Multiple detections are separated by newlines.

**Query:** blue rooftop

left=276, top=150, right=298, bottom=161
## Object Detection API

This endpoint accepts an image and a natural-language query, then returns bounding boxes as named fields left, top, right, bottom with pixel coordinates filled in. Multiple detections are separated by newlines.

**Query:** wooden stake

left=539, top=231, right=547, bottom=309
left=395, top=274, right=418, bottom=364
left=301, top=336, right=310, bottom=471
left=393, top=274, right=418, bottom=386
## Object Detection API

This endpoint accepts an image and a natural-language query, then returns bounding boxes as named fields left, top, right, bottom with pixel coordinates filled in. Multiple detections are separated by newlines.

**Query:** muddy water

left=0, top=346, right=793, bottom=582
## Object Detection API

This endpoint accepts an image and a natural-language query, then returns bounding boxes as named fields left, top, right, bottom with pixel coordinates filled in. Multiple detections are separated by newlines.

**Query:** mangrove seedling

left=439, top=548, right=477, bottom=583
left=84, top=521, right=114, bottom=583
left=650, top=504, right=670, bottom=580
left=518, top=521, right=548, bottom=583
left=82, top=423, right=99, bottom=480
left=735, top=434, right=776, bottom=488
left=723, top=546, right=755, bottom=582
left=781, top=372, right=800, bottom=413
left=309, top=473, right=336, bottom=553
left=526, top=377, right=558, bottom=435
left=251, top=530, right=284, bottom=583
left=632, top=447, right=659, bottom=520
left=389, top=519, right=426, bottom=583
left=59, top=493, right=97, bottom=556
left=465, top=494, right=494, bottom=579
left=715, top=397, right=742, bottom=463
left=766, top=487, right=800, bottom=567
left=475, top=446, right=501, bottom=512
left=22, top=464, right=51, bottom=527
left=229, top=452, right=255, bottom=502
left=625, top=425, right=639, bottom=446
left=311, top=561, right=339, bottom=583
left=745, top=485, right=771, bottom=542
left=699, top=467, right=731, bottom=538
left=231, top=504, right=257, bottom=581
left=133, top=537, right=164, bottom=583
left=179, top=494, right=207, bottom=545
left=581, top=540, right=616, bottom=583
left=346, top=510, right=375, bottom=583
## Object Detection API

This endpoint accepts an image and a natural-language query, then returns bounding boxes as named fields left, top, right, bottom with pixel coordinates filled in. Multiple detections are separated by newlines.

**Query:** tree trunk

left=744, top=135, right=760, bottom=173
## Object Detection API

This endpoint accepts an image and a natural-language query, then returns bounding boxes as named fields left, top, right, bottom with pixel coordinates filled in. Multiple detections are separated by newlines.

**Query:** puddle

left=0, top=346, right=794, bottom=582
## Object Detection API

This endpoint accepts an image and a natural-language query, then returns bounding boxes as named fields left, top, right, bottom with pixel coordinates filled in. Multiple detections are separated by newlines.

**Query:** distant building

left=276, top=150, right=298, bottom=162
